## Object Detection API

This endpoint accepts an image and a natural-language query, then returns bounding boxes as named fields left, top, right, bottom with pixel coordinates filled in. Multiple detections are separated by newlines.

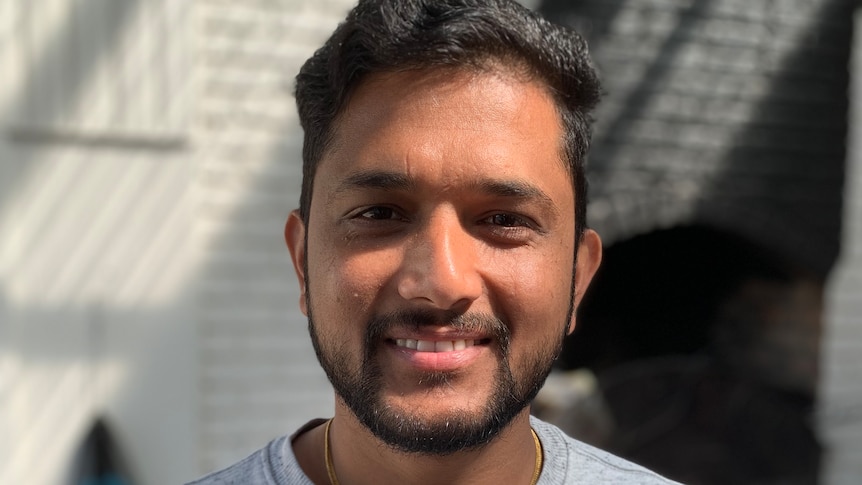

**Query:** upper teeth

left=395, top=339, right=477, bottom=352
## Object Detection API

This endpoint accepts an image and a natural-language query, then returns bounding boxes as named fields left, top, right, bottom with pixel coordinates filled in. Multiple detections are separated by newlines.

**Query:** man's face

left=286, top=68, right=601, bottom=454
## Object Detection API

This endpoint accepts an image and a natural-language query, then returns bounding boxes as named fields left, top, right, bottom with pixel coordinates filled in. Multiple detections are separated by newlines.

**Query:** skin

left=286, top=68, right=602, bottom=484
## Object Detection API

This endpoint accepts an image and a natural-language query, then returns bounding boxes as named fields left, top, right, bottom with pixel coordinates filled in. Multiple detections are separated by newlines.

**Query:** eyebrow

left=332, top=169, right=559, bottom=213
left=473, top=179, right=554, bottom=204
left=333, top=170, right=414, bottom=195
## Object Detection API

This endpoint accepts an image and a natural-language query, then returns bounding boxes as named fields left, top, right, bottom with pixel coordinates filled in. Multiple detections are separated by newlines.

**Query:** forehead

left=314, top=67, right=573, bottom=206
left=335, top=67, right=563, bottom=151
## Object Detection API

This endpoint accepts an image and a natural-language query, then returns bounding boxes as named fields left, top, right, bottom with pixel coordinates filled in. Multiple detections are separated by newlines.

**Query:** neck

left=297, top=402, right=539, bottom=485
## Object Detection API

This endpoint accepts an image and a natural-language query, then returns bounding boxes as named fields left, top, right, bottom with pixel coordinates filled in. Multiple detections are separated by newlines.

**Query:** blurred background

left=0, top=0, right=861, bottom=484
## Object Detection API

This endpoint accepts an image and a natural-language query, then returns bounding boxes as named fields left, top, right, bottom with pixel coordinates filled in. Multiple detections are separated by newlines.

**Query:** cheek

left=504, top=245, right=573, bottom=298
left=308, top=243, right=395, bottom=320
left=489, top=247, right=574, bottom=335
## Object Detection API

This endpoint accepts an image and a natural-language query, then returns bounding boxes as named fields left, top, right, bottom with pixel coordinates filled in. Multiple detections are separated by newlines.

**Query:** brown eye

left=489, top=213, right=525, bottom=227
left=359, top=206, right=398, bottom=220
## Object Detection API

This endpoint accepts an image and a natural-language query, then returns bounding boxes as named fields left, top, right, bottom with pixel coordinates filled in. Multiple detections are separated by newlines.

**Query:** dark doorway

left=556, top=226, right=822, bottom=484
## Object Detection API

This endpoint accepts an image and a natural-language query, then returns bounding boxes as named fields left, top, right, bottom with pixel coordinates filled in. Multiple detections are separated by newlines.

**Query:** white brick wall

left=193, top=0, right=354, bottom=474
left=1, top=1, right=356, bottom=482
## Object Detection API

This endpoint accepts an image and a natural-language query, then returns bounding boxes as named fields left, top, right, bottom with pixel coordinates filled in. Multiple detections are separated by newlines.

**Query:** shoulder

left=530, top=416, right=681, bottom=485
left=184, top=438, right=284, bottom=485
left=185, top=420, right=327, bottom=485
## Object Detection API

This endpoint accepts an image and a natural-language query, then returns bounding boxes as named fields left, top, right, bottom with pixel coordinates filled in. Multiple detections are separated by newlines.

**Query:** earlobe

left=567, top=229, right=603, bottom=335
left=285, top=210, right=309, bottom=316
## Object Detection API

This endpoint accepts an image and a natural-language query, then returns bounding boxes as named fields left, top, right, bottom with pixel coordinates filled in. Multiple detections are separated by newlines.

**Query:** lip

left=384, top=335, right=492, bottom=372
left=385, top=327, right=492, bottom=342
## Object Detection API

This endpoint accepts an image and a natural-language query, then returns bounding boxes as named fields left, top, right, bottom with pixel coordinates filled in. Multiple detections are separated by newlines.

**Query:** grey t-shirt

left=187, top=416, right=680, bottom=484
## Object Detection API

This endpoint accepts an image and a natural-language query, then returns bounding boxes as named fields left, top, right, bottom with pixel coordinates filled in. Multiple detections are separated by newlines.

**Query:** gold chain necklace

left=324, top=419, right=543, bottom=485
left=529, top=426, right=543, bottom=485
left=324, top=419, right=340, bottom=485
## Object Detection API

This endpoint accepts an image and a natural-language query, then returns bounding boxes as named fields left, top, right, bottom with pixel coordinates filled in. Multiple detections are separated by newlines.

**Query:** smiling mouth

left=391, top=338, right=491, bottom=352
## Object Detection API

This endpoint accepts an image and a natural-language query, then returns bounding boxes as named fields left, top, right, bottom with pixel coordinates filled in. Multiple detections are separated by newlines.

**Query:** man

left=190, top=0, right=678, bottom=483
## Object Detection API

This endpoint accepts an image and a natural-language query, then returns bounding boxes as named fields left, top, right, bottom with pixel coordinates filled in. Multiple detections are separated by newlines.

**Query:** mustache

left=365, top=309, right=511, bottom=353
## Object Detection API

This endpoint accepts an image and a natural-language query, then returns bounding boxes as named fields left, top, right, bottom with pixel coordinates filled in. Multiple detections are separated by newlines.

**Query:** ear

left=285, top=210, right=309, bottom=316
left=567, top=229, right=602, bottom=335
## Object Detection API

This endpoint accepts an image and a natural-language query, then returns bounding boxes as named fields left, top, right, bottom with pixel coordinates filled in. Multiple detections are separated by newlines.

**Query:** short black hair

left=294, top=0, right=601, bottom=237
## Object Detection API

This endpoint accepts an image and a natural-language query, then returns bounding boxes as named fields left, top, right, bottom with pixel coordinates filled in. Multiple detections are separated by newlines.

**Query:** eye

left=478, top=212, right=539, bottom=245
left=358, top=206, right=401, bottom=220
left=488, top=213, right=527, bottom=227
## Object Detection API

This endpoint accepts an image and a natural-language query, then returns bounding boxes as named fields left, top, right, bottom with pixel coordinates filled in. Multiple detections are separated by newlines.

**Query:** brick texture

left=541, top=0, right=854, bottom=276
left=193, top=0, right=353, bottom=474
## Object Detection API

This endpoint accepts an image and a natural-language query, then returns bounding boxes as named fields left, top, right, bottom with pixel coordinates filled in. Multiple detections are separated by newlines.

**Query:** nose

left=396, top=211, right=483, bottom=310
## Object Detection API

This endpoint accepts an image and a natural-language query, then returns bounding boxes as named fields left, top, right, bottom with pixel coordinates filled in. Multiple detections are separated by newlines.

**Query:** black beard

left=307, top=308, right=563, bottom=455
